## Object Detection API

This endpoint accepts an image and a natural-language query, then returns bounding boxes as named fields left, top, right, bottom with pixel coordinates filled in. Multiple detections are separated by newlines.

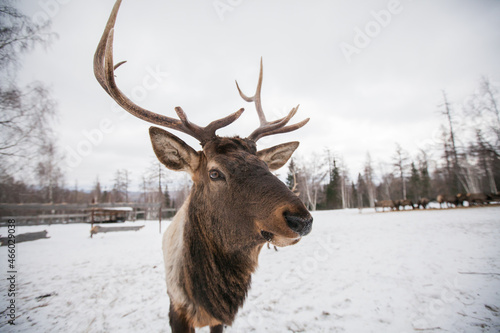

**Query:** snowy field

left=1, top=206, right=500, bottom=332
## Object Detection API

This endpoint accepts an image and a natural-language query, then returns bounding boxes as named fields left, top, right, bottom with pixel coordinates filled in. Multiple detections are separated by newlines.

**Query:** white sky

left=16, top=0, right=500, bottom=191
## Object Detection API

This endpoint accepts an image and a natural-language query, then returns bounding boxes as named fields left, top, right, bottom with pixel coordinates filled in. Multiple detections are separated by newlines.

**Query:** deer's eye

left=209, top=169, right=224, bottom=181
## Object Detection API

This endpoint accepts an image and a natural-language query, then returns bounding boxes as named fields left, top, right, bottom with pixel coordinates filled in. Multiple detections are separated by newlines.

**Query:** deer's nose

left=284, top=212, right=313, bottom=236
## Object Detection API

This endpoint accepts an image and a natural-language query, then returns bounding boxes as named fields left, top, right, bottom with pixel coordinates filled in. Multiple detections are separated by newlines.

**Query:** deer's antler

left=235, top=58, right=309, bottom=142
left=94, top=0, right=244, bottom=145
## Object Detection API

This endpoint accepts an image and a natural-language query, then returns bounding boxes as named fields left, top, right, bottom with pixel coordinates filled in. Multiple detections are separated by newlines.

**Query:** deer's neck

left=182, top=201, right=263, bottom=325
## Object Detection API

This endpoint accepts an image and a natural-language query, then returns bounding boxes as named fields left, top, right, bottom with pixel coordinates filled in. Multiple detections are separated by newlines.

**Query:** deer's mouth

left=260, top=230, right=274, bottom=242
left=260, top=229, right=301, bottom=247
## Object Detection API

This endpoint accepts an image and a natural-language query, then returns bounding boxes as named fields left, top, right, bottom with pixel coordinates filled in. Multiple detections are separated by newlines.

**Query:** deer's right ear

left=149, top=127, right=200, bottom=174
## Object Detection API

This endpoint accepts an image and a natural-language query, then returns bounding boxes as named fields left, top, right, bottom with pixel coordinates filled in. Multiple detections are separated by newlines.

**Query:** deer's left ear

left=257, top=141, right=299, bottom=171
left=149, top=127, right=200, bottom=175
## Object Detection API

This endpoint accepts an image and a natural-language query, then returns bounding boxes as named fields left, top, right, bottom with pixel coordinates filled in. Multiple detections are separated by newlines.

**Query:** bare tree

left=0, top=0, right=55, bottom=77
left=479, top=77, right=500, bottom=145
left=468, top=130, right=498, bottom=194
left=35, top=139, right=64, bottom=203
left=440, top=91, right=462, bottom=193
left=463, top=78, right=500, bottom=194
left=298, top=153, right=327, bottom=211
left=363, top=153, right=376, bottom=207
left=139, top=160, right=170, bottom=222
left=459, top=157, right=481, bottom=194
left=0, top=84, right=57, bottom=158
left=392, top=143, right=409, bottom=199
left=0, top=0, right=58, bottom=180
left=112, top=169, right=131, bottom=203
left=91, top=177, right=102, bottom=204
left=337, top=158, right=351, bottom=209
left=377, top=161, right=394, bottom=200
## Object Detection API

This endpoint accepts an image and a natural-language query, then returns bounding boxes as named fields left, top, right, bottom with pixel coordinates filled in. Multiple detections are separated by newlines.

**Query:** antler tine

left=249, top=106, right=310, bottom=142
left=236, top=58, right=310, bottom=142
left=252, top=118, right=310, bottom=142
left=174, top=107, right=245, bottom=143
left=94, top=0, right=244, bottom=145
left=94, top=0, right=185, bottom=132
left=236, top=57, right=266, bottom=124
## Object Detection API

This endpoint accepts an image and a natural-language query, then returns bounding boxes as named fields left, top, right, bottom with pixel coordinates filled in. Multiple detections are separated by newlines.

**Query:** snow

left=1, top=207, right=500, bottom=332
left=95, top=207, right=134, bottom=211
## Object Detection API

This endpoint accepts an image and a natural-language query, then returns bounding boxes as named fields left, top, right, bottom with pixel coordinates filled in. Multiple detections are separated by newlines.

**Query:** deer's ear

left=257, top=141, right=299, bottom=171
left=149, top=127, right=199, bottom=174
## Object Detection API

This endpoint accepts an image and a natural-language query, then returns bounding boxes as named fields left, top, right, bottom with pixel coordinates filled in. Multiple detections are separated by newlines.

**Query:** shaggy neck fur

left=181, top=188, right=263, bottom=325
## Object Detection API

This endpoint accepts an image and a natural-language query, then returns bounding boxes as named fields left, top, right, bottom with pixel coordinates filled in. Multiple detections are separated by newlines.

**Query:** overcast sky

left=16, top=0, right=500, bottom=191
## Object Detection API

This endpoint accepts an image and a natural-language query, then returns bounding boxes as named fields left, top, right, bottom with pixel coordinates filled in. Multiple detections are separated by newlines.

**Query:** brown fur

left=416, top=198, right=430, bottom=209
left=437, top=194, right=459, bottom=208
left=466, top=193, right=490, bottom=205
left=394, top=199, right=414, bottom=210
left=163, top=136, right=312, bottom=331
left=94, top=4, right=311, bottom=331
left=374, top=200, right=396, bottom=212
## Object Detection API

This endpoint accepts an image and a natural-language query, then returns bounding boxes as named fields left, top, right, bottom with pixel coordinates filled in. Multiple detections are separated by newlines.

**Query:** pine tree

left=325, top=159, right=342, bottom=209
left=419, top=158, right=431, bottom=199
left=286, top=158, right=298, bottom=191
left=350, top=181, right=357, bottom=209
left=408, top=162, right=421, bottom=201
left=356, top=173, right=368, bottom=208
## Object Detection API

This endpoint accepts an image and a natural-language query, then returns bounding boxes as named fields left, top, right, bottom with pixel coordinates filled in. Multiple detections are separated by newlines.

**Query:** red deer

left=489, top=193, right=500, bottom=202
left=436, top=194, right=458, bottom=208
left=394, top=199, right=414, bottom=210
left=416, top=198, right=430, bottom=209
left=456, top=193, right=467, bottom=207
left=374, top=200, right=396, bottom=212
left=94, top=1, right=313, bottom=332
left=466, top=193, right=490, bottom=206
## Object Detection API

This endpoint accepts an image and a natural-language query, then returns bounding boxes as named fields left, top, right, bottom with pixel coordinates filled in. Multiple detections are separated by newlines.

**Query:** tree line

left=286, top=79, right=499, bottom=210
left=0, top=1, right=498, bottom=213
left=0, top=1, right=176, bottom=213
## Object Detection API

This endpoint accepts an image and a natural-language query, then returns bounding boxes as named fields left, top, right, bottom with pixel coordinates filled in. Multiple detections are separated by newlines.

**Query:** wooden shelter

left=90, top=207, right=134, bottom=223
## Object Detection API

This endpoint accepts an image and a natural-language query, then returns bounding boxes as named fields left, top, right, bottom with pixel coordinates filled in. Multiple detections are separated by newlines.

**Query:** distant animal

left=456, top=193, right=467, bottom=207
left=489, top=193, right=500, bottom=202
left=374, top=200, right=396, bottom=212
left=436, top=195, right=458, bottom=208
left=94, top=1, right=313, bottom=331
left=394, top=199, right=414, bottom=210
left=416, top=198, right=430, bottom=209
left=466, top=193, right=490, bottom=206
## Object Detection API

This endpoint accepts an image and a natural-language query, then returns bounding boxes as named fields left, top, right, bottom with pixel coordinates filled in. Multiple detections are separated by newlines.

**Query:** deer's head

left=94, top=0, right=312, bottom=249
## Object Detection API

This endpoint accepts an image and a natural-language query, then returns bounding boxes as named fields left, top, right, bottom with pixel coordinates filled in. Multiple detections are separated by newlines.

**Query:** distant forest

left=285, top=81, right=499, bottom=210
left=2, top=77, right=498, bottom=212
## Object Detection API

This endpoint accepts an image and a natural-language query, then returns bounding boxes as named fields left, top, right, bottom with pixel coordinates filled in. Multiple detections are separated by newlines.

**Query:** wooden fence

left=0, top=203, right=176, bottom=226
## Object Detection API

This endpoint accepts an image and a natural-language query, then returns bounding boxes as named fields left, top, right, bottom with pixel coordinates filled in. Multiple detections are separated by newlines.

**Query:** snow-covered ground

left=1, top=206, right=500, bottom=332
